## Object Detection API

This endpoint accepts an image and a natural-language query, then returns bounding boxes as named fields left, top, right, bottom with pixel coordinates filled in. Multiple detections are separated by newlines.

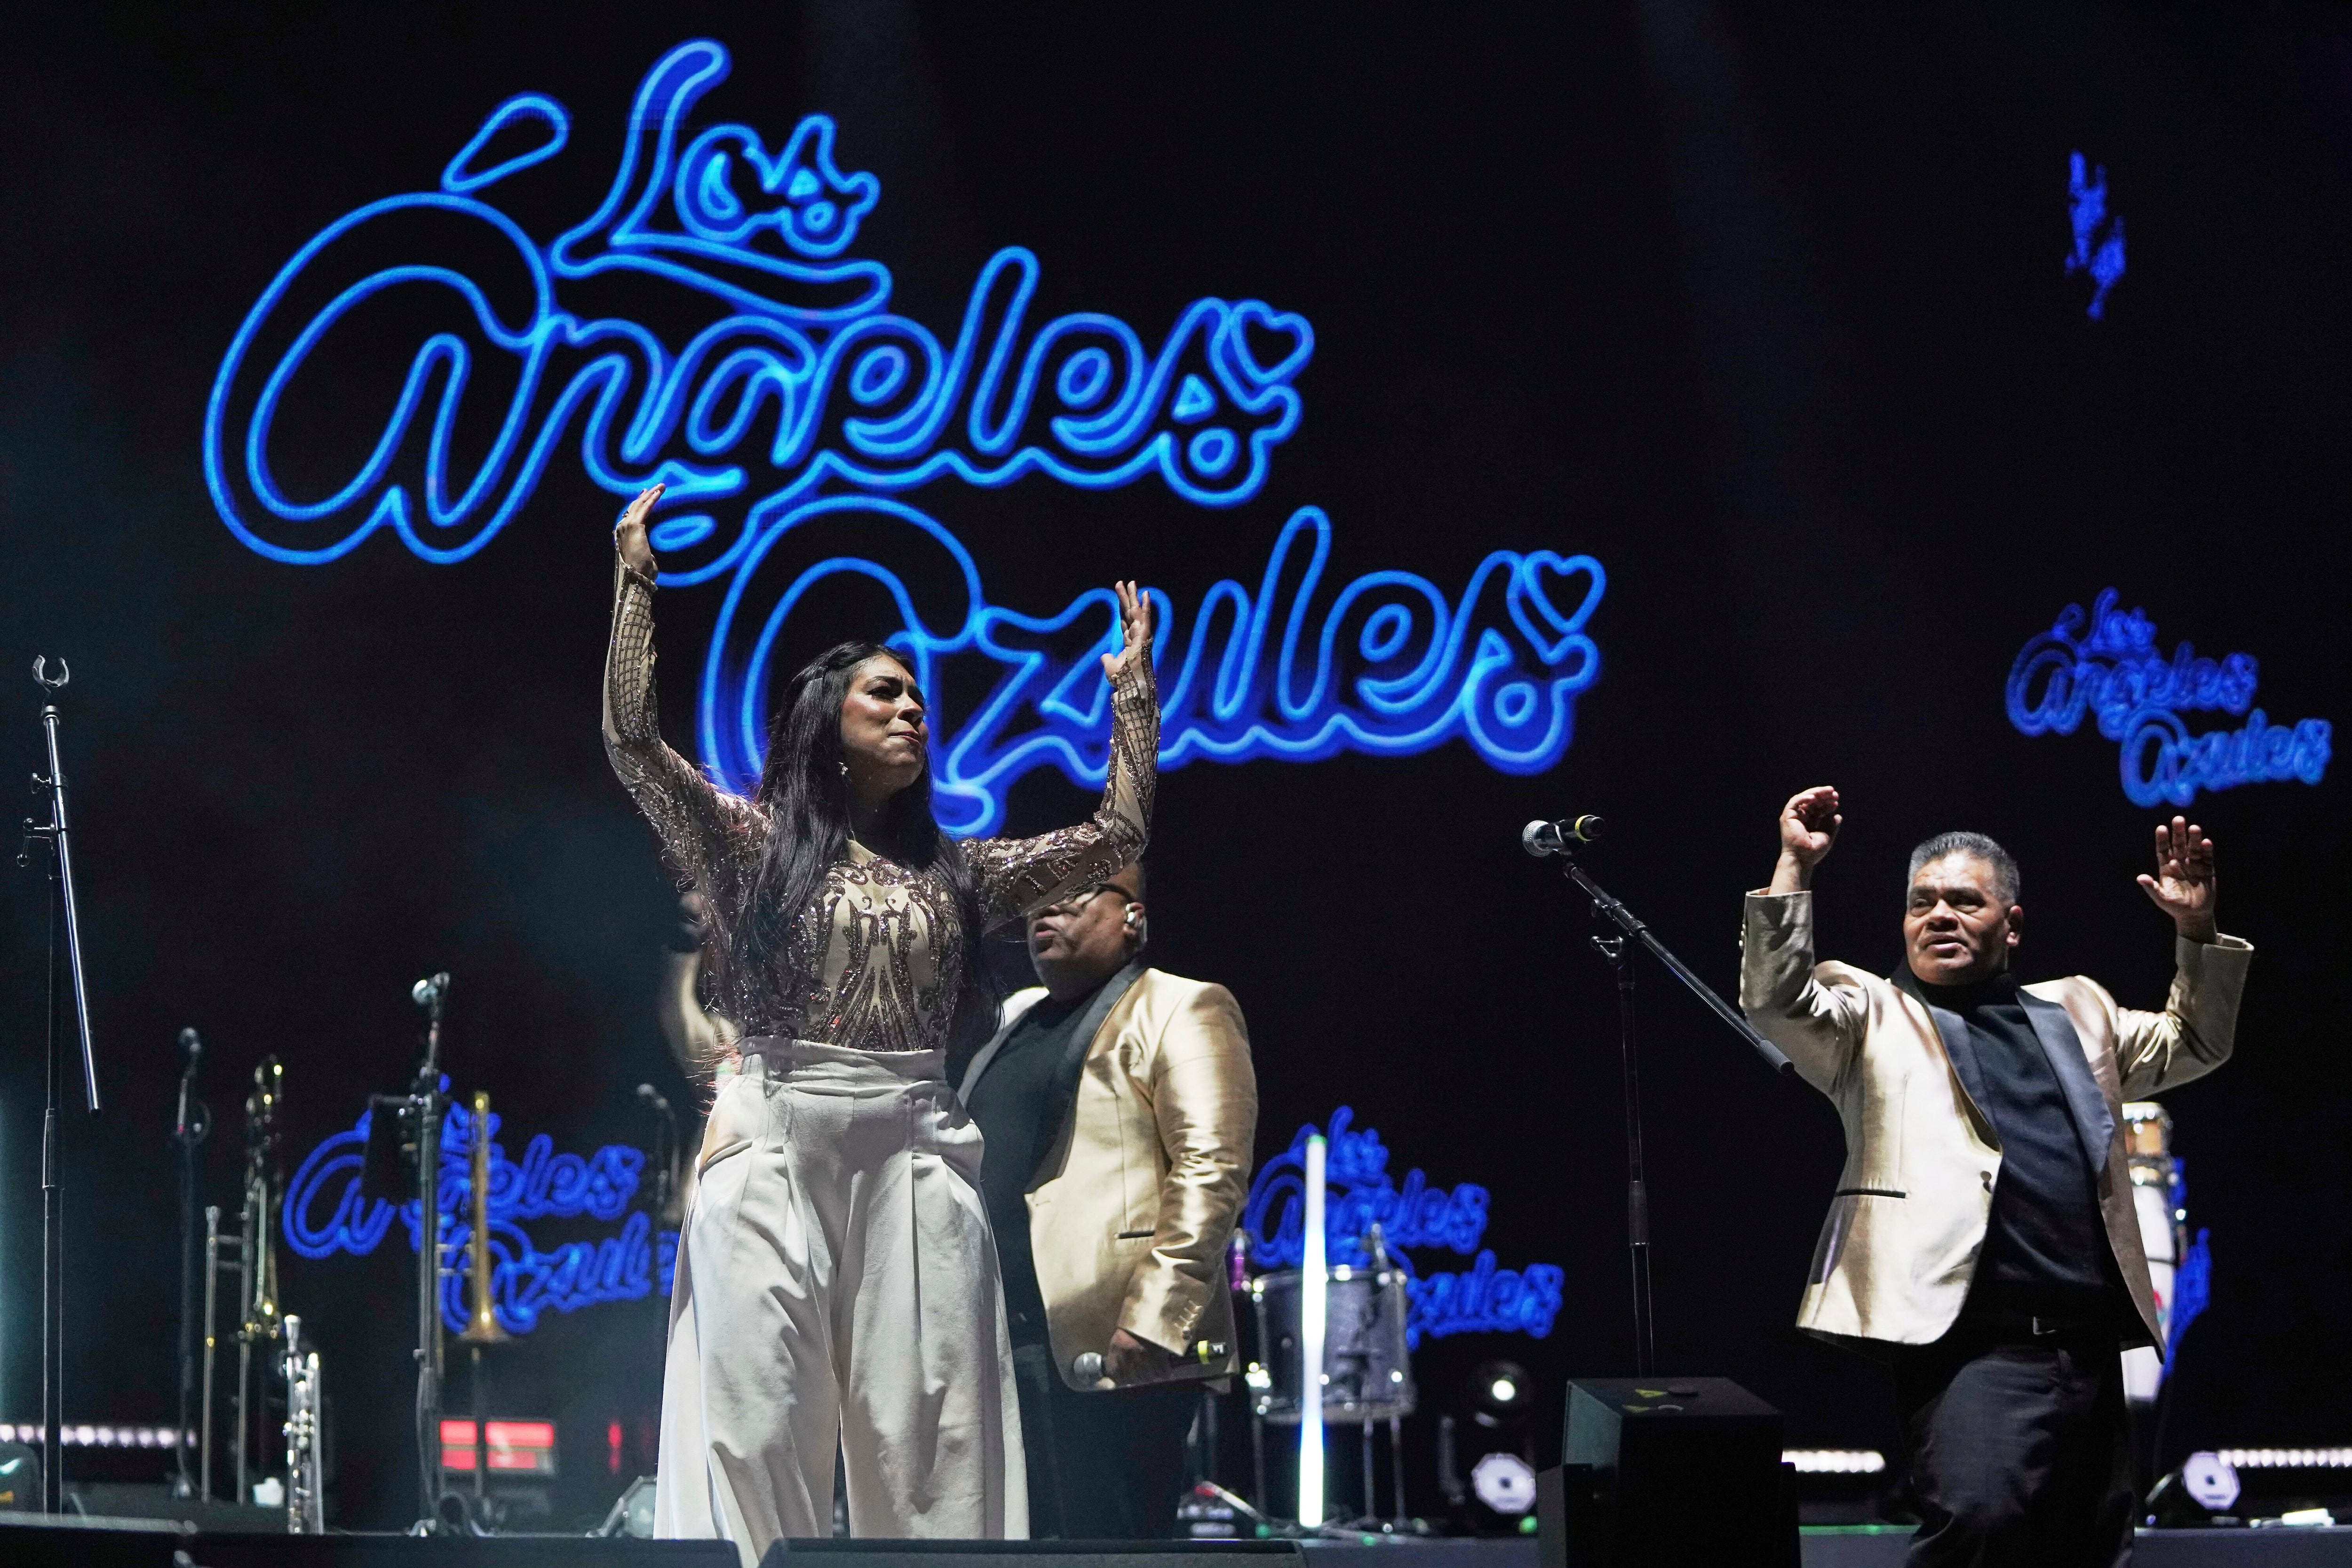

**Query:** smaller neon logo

left=2007, top=588, right=2330, bottom=808
left=282, top=1103, right=677, bottom=1335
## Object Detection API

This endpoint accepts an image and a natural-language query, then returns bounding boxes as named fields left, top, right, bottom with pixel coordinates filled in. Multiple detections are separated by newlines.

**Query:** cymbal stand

left=20, top=657, right=102, bottom=1513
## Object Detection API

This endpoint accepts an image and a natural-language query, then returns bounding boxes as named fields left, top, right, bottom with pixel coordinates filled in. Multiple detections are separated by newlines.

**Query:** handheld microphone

left=1521, top=816, right=1606, bottom=857
left=1072, top=1351, right=1108, bottom=1385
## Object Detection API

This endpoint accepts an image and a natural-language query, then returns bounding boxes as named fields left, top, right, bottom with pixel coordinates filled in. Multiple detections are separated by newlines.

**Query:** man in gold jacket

left=957, top=862, right=1256, bottom=1538
left=1741, top=787, right=2251, bottom=1567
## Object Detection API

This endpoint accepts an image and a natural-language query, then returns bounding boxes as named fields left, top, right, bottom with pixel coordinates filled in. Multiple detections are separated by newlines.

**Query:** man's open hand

left=2137, top=815, right=2218, bottom=943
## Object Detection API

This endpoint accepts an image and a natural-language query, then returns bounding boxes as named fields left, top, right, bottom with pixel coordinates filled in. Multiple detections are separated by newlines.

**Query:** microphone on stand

left=1072, top=1351, right=1108, bottom=1386
left=1521, top=815, right=1606, bottom=857
left=411, top=971, right=451, bottom=1016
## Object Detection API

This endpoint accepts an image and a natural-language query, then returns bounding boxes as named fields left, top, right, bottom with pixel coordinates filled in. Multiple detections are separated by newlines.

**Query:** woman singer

left=603, top=484, right=1158, bottom=1555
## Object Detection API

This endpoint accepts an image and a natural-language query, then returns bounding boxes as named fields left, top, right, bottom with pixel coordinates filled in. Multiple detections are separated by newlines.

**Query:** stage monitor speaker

left=763, top=1544, right=1306, bottom=1567
left=1539, top=1377, right=1796, bottom=1568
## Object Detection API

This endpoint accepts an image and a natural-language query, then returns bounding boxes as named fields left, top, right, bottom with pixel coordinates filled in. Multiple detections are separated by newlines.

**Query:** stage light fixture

left=1441, top=1361, right=1538, bottom=1536
left=1468, top=1359, right=1532, bottom=1426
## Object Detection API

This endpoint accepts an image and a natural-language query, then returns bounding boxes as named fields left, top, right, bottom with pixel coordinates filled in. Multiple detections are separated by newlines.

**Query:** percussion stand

left=20, top=658, right=103, bottom=1514
left=1542, top=845, right=1790, bottom=1376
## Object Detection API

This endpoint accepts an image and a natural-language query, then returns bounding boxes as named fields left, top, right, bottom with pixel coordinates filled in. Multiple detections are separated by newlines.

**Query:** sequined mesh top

left=602, top=559, right=1156, bottom=1053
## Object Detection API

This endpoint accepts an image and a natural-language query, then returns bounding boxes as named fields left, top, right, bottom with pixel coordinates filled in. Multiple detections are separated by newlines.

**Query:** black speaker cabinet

left=1540, top=1377, right=1796, bottom=1568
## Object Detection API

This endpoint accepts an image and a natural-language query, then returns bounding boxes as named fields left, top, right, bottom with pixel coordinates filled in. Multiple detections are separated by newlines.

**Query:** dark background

left=4, top=0, right=2348, bottom=1530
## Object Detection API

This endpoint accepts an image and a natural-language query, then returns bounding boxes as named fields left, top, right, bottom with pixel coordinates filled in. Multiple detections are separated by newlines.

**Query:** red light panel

left=437, top=1417, right=558, bottom=1476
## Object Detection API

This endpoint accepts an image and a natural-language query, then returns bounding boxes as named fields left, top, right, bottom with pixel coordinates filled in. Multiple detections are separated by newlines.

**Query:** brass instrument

left=459, top=1089, right=508, bottom=1511
left=460, top=1090, right=509, bottom=1347
left=281, top=1312, right=324, bottom=1533
left=203, top=1056, right=288, bottom=1503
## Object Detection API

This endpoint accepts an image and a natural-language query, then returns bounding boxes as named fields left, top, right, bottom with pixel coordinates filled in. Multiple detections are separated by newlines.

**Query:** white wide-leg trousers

left=654, top=1038, right=1026, bottom=1563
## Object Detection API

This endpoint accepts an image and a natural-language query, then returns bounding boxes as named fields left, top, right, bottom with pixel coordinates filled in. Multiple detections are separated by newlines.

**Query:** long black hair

left=727, top=641, right=997, bottom=1048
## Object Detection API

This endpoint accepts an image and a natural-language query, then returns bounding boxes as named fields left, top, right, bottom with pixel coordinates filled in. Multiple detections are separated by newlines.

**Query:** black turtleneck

left=1911, top=971, right=2119, bottom=1318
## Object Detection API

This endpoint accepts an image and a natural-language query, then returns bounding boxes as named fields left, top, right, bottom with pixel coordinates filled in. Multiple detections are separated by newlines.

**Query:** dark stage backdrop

left=4, top=0, right=2348, bottom=1530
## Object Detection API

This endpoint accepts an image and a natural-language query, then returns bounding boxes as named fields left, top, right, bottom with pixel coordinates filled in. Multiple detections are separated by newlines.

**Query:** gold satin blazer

left=1740, top=889, right=2252, bottom=1349
left=961, top=969, right=1257, bottom=1390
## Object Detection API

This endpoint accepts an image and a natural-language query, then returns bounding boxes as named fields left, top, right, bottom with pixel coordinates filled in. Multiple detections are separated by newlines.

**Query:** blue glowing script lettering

left=2065, top=152, right=2126, bottom=321
left=206, top=40, right=1605, bottom=828
left=1242, top=1107, right=1563, bottom=1348
left=284, top=1102, right=677, bottom=1335
left=2007, top=588, right=2330, bottom=808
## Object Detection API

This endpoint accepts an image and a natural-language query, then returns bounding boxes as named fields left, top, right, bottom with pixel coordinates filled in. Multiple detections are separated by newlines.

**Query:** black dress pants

left=1893, top=1321, right=2135, bottom=1567
left=1011, top=1340, right=1202, bottom=1539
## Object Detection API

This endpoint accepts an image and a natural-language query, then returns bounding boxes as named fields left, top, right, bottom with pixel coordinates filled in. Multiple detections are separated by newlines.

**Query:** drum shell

left=1246, top=1266, right=1416, bottom=1425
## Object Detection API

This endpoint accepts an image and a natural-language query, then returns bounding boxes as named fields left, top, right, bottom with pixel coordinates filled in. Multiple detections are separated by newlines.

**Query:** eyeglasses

left=1039, top=883, right=1128, bottom=916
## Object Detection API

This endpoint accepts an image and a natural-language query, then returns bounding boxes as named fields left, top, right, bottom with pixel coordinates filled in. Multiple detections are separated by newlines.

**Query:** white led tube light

left=1298, top=1133, right=1327, bottom=1528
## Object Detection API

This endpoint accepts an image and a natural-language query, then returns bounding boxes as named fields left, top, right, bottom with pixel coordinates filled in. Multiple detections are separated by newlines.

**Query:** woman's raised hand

left=1100, top=580, right=1154, bottom=683
left=615, top=484, right=665, bottom=578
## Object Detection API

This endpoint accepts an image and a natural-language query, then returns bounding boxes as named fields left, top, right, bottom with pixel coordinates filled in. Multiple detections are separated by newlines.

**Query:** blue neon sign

left=1243, top=1107, right=1563, bottom=1348
left=284, top=1102, right=676, bottom=1336
left=2065, top=151, right=2126, bottom=321
left=206, top=40, right=1606, bottom=830
left=2007, top=588, right=2331, bottom=808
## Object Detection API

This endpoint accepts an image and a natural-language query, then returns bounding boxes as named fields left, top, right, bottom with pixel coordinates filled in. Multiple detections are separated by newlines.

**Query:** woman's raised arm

left=965, top=580, right=1158, bottom=928
left=604, top=484, right=764, bottom=913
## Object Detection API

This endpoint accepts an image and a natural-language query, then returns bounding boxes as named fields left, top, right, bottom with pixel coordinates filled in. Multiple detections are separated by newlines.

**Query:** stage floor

left=1296, top=1528, right=2352, bottom=1566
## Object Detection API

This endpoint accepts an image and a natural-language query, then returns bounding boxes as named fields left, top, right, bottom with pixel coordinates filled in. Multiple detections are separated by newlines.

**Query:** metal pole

left=40, top=864, right=61, bottom=1512
left=234, top=1176, right=253, bottom=1505
left=1360, top=1420, right=1376, bottom=1521
left=173, top=1034, right=207, bottom=1498
left=234, top=1322, right=252, bottom=1503
left=1595, top=935, right=1657, bottom=1377
left=1387, top=1415, right=1406, bottom=1526
left=416, top=1087, right=445, bottom=1523
left=201, top=1206, right=220, bottom=1500
left=1198, top=1385, right=1218, bottom=1487
left=38, top=705, right=99, bottom=1112
left=472, top=1345, right=487, bottom=1510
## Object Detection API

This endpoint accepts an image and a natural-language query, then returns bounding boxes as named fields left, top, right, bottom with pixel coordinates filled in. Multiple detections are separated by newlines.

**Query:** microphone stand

left=20, top=658, right=102, bottom=1512
left=637, top=1086, right=679, bottom=1227
left=407, top=976, right=452, bottom=1530
left=1537, top=838, right=1789, bottom=1377
left=172, top=1030, right=211, bottom=1498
